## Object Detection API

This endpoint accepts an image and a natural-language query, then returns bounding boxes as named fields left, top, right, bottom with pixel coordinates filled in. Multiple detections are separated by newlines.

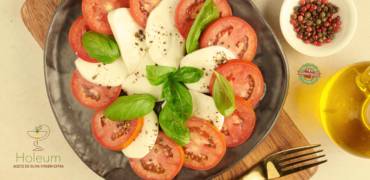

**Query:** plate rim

left=43, top=0, right=290, bottom=179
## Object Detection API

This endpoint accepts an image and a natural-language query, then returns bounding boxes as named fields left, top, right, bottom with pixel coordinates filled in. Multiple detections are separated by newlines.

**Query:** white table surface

left=0, top=0, right=369, bottom=179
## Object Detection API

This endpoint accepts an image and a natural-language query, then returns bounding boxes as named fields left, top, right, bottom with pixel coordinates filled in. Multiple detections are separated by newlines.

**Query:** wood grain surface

left=21, top=0, right=317, bottom=179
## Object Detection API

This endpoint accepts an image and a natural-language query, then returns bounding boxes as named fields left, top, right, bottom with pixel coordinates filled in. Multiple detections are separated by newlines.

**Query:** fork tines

left=273, top=144, right=327, bottom=176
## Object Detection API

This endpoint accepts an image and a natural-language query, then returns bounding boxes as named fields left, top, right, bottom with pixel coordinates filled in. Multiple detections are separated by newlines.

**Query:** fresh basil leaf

left=185, top=0, right=220, bottom=53
left=146, top=65, right=177, bottom=85
left=162, top=80, right=193, bottom=120
left=159, top=104, right=190, bottom=146
left=104, top=94, right=156, bottom=121
left=212, top=72, right=235, bottom=116
left=172, top=67, right=204, bottom=83
left=82, top=32, right=120, bottom=64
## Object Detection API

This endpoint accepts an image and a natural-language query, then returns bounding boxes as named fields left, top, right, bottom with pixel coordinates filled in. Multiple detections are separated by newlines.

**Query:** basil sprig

left=162, top=80, right=193, bottom=120
left=146, top=65, right=203, bottom=145
left=146, top=65, right=177, bottom=85
left=82, top=32, right=121, bottom=64
left=159, top=80, right=193, bottom=146
left=186, top=0, right=220, bottom=53
left=159, top=104, right=190, bottom=146
left=172, top=67, right=204, bottom=83
left=146, top=65, right=204, bottom=85
left=212, top=72, right=236, bottom=116
left=104, top=94, right=156, bottom=121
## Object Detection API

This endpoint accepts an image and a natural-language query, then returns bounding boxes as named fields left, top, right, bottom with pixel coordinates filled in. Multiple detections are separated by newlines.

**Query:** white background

left=0, top=0, right=369, bottom=179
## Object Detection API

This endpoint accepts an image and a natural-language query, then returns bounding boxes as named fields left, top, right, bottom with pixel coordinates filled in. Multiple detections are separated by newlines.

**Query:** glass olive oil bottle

left=320, top=62, right=370, bottom=158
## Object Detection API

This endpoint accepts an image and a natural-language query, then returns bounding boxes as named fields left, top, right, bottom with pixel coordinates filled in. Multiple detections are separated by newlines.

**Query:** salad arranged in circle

left=68, top=0, right=265, bottom=179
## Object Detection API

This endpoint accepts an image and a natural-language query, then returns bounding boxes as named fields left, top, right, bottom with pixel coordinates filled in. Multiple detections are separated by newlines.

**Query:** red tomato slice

left=200, top=16, right=258, bottom=60
left=71, top=71, right=121, bottom=110
left=92, top=111, right=144, bottom=151
left=221, top=97, right=256, bottom=147
left=82, top=0, right=129, bottom=35
left=129, top=132, right=185, bottom=180
left=129, top=0, right=161, bottom=28
left=183, top=117, right=226, bottom=170
left=68, top=16, right=97, bottom=63
left=175, top=0, right=232, bottom=38
left=209, top=60, right=265, bottom=107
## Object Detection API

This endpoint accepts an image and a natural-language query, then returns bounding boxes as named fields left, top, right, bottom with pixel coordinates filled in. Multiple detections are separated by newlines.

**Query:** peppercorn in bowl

left=280, top=0, right=357, bottom=57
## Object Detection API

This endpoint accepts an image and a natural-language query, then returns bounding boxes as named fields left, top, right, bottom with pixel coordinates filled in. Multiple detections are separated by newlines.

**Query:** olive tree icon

left=27, top=124, right=50, bottom=151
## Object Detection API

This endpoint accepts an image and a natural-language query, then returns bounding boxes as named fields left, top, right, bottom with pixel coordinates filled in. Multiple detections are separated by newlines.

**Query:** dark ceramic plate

left=44, top=0, right=288, bottom=179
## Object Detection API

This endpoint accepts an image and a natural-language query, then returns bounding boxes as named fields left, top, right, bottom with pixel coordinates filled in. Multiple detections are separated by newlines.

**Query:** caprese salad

left=68, top=0, right=264, bottom=179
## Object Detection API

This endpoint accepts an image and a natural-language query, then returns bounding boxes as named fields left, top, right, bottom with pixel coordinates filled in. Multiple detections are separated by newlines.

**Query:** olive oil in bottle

left=320, top=62, right=370, bottom=158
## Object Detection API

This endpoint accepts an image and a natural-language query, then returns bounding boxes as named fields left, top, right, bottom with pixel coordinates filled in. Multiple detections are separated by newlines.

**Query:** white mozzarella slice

left=146, top=0, right=185, bottom=68
left=131, top=54, right=155, bottom=77
left=75, top=58, right=128, bottom=87
left=108, top=8, right=149, bottom=74
left=122, top=74, right=163, bottom=100
left=122, top=111, right=159, bottom=158
left=122, top=57, right=162, bottom=100
left=180, top=46, right=236, bottom=93
left=190, top=90, right=224, bottom=130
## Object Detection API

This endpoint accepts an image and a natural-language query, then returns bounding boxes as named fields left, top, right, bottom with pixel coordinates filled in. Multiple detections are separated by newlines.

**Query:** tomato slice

left=92, top=111, right=144, bottom=151
left=175, top=0, right=232, bottom=38
left=129, top=0, right=161, bottom=28
left=129, top=132, right=184, bottom=180
left=200, top=16, right=258, bottom=60
left=209, top=60, right=265, bottom=107
left=71, top=71, right=121, bottom=110
left=221, top=97, right=256, bottom=147
left=183, top=117, right=226, bottom=170
left=68, top=16, right=97, bottom=63
left=82, top=0, right=129, bottom=35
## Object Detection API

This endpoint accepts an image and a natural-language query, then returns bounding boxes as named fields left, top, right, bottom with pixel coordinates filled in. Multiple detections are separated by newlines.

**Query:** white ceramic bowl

left=280, top=0, right=357, bottom=57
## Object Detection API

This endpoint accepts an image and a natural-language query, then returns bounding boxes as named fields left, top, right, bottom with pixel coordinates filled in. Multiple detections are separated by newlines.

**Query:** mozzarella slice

left=75, top=58, right=128, bottom=87
left=146, top=0, right=185, bottom=68
left=122, top=111, right=159, bottom=158
left=190, top=90, right=224, bottom=130
left=121, top=55, right=162, bottom=99
left=108, top=8, right=148, bottom=74
left=180, top=46, right=236, bottom=93
left=122, top=74, right=163, bottom=100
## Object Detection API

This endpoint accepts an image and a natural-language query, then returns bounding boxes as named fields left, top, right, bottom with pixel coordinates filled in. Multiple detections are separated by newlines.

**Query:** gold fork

left=239, top=144, right=327, bottom=180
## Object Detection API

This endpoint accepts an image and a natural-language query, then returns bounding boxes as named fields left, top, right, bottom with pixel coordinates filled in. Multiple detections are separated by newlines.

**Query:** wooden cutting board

left=21, top=0, right=317, bottom=179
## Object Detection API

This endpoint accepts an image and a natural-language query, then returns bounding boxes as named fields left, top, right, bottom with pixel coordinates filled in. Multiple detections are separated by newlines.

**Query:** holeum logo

left=27, top=124, right=50, bottom=151
left=13, top=124, right=64, bottom=169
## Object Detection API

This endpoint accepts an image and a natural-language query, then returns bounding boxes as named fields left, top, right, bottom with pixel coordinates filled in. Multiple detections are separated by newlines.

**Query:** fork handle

left=239, top=165, right=267, bottom=180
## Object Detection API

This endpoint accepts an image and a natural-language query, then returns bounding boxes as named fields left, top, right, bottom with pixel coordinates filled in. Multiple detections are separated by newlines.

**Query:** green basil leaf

left=212, top=72, right=235, bottom=116
left=146, top=65, right=177, bottom=85
left=172, top=67, right=204, bottom=83
left=159, top=104, right=190, bottom=146
left=185, top=0, right=220, bottom=53
left=104, top=94, right=156, bottom=121
left=82, top=32, right=121, bottom=64
left=162, top=80, right=193, bottom=120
